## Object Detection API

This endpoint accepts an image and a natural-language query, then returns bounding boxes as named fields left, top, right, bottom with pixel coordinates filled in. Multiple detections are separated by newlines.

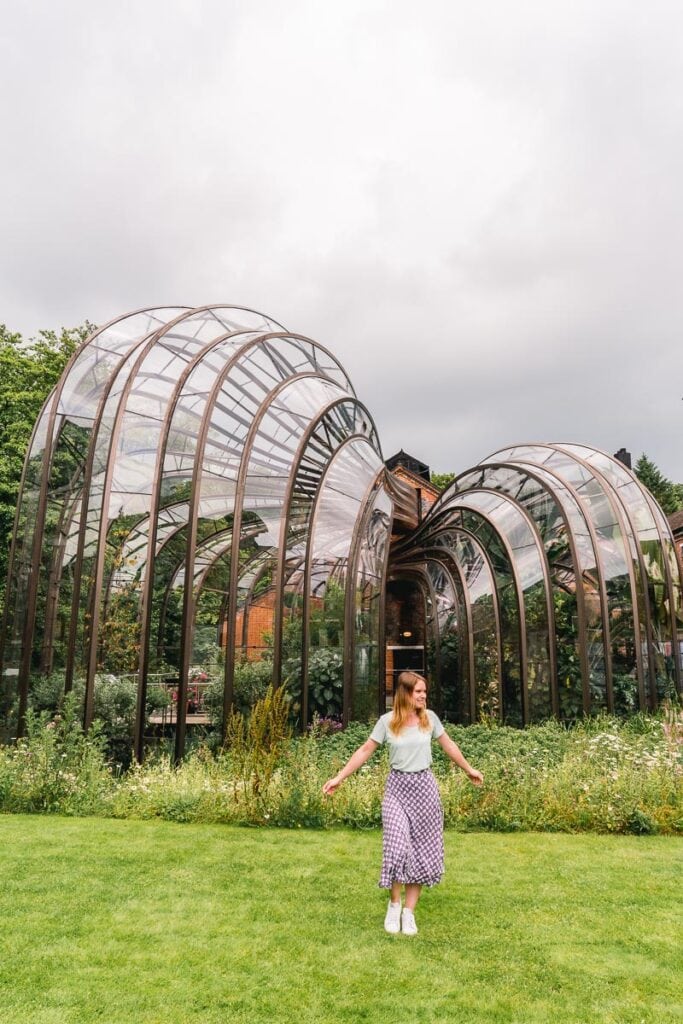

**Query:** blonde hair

left=389, top=672, right=431, bottom=735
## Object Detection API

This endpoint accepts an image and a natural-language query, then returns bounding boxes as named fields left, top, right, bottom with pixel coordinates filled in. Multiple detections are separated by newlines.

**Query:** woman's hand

left=321, top=739, right=379, bottom=796
left=322, top=775, right=342, bottom=796
left=467, top=768, right=484, bottom=786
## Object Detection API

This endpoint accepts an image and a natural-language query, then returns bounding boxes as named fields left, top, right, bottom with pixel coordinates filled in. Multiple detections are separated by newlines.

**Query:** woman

left=322, top=671, right=483, bottom=935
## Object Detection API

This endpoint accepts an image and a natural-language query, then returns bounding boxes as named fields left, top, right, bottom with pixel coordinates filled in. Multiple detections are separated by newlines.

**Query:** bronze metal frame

left=343, top=470, right=393, bottom=723
left=7, top=308, right=186, bottom=734
left=5, top=305, right=683, bottom=755
left=495, top=444, right=660, bottom=710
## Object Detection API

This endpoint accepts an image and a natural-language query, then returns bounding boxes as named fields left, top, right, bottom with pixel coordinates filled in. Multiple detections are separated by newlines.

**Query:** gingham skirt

left=379, top=768, right=445, bottom=889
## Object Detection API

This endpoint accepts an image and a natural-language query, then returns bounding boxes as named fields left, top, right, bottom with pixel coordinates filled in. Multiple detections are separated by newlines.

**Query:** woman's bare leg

left=390, top=882, right=402, bottom=903
left=404, top=884, right=421, bottom=910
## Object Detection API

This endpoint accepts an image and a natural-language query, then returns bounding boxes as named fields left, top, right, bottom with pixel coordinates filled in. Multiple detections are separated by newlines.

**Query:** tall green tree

left=0, top=322, right=94, bottom=606
left=430, top=471, right=455, bottom=491
left=634, top=453, right=683, bottom=515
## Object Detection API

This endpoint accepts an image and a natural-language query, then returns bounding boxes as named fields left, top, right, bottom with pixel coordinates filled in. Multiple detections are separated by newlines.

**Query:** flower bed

left=1, top=696, right=681, bottom=833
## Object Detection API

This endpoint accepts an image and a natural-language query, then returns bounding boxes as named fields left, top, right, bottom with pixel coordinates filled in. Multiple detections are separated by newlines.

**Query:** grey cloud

left=2, top=0, right=682, bottom=481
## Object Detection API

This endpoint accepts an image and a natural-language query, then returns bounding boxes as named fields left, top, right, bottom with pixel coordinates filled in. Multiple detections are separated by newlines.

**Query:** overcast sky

left=2, top=1, right=683, bottom=480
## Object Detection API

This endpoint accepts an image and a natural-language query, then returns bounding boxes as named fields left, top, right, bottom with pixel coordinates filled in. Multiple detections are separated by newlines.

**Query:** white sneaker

left=384, top=900, right=401, bottom=933
left=401, top=908, right=418, bottom=935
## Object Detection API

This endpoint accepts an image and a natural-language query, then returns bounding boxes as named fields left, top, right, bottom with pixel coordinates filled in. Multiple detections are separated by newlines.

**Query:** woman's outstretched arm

left=322, top=739, right=380, bottom=795
left=437, top=732, right=484, bottom=785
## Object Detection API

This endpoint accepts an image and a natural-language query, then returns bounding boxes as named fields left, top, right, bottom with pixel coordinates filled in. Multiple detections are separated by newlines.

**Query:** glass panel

left=426, top=559, right=456, bottom=717
left=188, top=337, right=365, bottom=717
left=430, top=527, right=503, bottom=722
left=352, top=486, right=392, bottom=722
left=93, top=315, right=249, bottom=681
left=457, top=463, right=585, bottom=718
left=487, top=445, right=636, bottom=714
left=456, top=490, right=552, bottom=721
left=3, top=309, right=184, bottom=733
left=559, top=444, right=679, bottom=704
left=302, top=439, right=383, bottom=725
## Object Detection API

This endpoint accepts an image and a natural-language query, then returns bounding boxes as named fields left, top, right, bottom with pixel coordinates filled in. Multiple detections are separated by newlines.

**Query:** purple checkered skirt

left=379, top=768, right=444, bottom=889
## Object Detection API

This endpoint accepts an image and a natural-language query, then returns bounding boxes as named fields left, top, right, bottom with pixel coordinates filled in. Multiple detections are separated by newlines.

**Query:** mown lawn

left=0, top=816, right=680, bottom=1024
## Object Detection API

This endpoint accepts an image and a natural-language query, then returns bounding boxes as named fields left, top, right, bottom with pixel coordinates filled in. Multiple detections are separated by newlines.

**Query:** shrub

left=307, top=648, right=344, bottom=719
left=204, top=660, right=274, bottom=722
left=27, top=671, right=171, bottom=769
left=222, top=684, right=292, bottom=819
left=0, top=710, right=680, bottom=834
left=0, top=695, right=114, bottom=815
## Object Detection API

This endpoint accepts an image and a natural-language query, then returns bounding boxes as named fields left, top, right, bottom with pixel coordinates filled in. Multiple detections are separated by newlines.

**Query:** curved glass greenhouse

left=392, top=444, right=682, bottom=725
left=1, top=305, right=681, bottom=757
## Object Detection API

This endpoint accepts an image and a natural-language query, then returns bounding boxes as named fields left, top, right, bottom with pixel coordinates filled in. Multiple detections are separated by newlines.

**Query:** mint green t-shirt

left=369, top=710, right=445, bottom=772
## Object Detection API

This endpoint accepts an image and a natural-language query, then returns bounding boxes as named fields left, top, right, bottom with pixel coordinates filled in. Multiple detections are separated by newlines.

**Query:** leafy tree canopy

left=633, top=453, right=683, bottom=515
left=430, top=471, right=455, bottom=491
left=0, top=322, right=95, bottom=600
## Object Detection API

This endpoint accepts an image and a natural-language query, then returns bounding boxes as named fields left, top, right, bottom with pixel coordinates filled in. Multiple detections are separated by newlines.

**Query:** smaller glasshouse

left=1, top=305, right=680, bottom=759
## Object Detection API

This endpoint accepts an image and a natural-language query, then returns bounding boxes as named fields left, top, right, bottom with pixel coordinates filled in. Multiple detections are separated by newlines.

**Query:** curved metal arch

left=0, top=386, right=58, bottom=696
left=213, top=548, right=276, bottom=659
left=9, top=307, right=187, bottom=732
left=376, top=484, right=395, bottom=721
left=0, top=390, right=55, bottom=714
left=270, top=396, right=382, bottom=698
left=157, top=538, right=269, bottom=668
left=421, top=551, right=478, bottom=720
left=62, top=318, right=197, bottom=694
left=343, top=468, right=393, bottom=724
left=160, top=330, right=359, bottom=757
left=451, top=472, right=585, bottom=716
left=479, top=458, right=614, bottom=713
left=65, top=309, right=219, bottom=693
left=416, top=554, right=460, bottom=715
left=394, top=529, right=505, bottom=722
left=134, top=325, right=279, bottom=757
left=80, top=306, right=279, bottom=731
left=193, top=371, right=347, bottom=755
left=430, top=542, right=476, bottom=721
left=299, top=436, right=385, bottom=728
left=545, top=443, right=659, bottom=707
left=163, top=528, right=260, bottom=655
left=39, top=462, right=89, bottom=675
left=191, top=527, right=266, bottom=653
left=450, top=461, right=598, bottom=711
left=411, top=499, right=529, bottom=723
left=153, top=524, right=262, bottom=663
left=420, top=546, right=474, bottom=721
left=82, top=312, right=211, bottom=724
left=217, top=369, right=344, bottom=738
left=418, top=507, right=522, bottom=718
left=418, top=550, right=471, bottom=720
left=553, top=442, right=682, bottom=700
left=496, top=442, right=655, bottom=710
left=191, top=531, right=238, bottom=595
left=453, top=484, right=557, bottom=718
left=114, top=499, right=208, bottom=585
left=480, top=448, right=632, bottom=713
left=96, top=510, right=158, bottom=650
left=231, top=550, right=312, bottom=667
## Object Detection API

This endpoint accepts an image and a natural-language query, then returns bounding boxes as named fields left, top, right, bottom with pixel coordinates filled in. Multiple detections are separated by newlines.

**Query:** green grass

left=0, top=817, right=681, bottom=1023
